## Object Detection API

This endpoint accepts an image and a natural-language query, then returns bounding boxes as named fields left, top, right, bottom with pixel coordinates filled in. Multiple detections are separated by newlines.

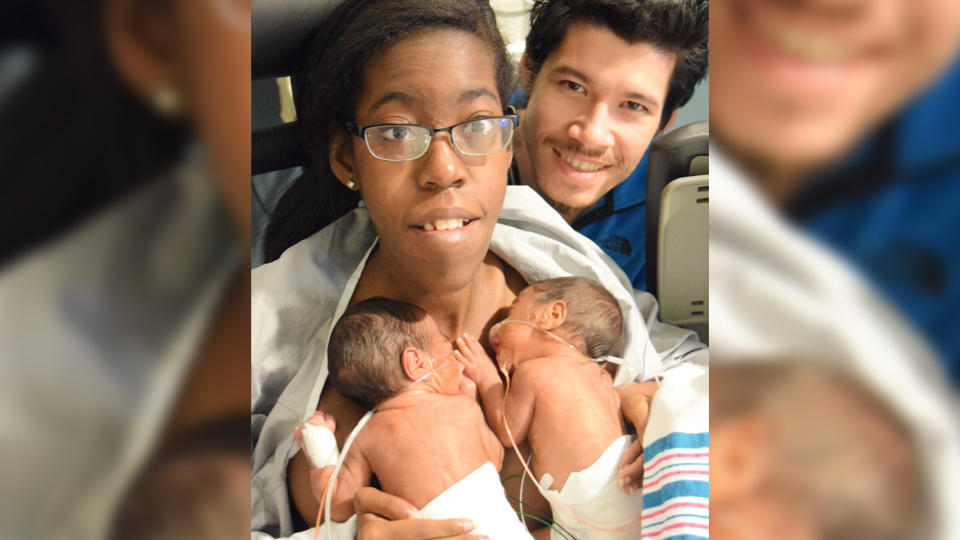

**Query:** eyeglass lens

left=364, top=117, right=514, bottom=161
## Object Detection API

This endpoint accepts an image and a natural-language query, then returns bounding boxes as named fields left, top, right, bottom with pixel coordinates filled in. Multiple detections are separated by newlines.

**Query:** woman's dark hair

left=263, top=0, right=514, bottom=263
left=0, top=1, right=189, bottom=266
left=327, top=297, right=434, bottom=411
left=524, top=0, right=708, bottom=131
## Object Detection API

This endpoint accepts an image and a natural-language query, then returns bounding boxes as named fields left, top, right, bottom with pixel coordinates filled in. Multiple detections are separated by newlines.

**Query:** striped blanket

left=640, top=365, right=709, bottom=540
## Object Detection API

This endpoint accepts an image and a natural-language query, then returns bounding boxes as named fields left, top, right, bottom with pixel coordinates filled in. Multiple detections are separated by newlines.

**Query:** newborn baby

left=293, top=297, right=530, bottom=538
left=457, top=277, right=644, bottom=539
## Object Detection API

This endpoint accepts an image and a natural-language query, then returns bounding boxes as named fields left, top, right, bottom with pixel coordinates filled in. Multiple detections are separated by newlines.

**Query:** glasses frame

left=343, top=115, right=519, bottom=162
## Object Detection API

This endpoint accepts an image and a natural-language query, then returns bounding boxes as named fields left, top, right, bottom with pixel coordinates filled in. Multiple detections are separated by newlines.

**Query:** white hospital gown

left=251, top=186, right=706, bottom=538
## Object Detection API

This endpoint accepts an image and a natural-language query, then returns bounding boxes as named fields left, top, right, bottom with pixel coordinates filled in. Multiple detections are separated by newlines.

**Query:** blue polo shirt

left=508, top=155, right=649, bottom=290
left=789, top=54, right=960, bottom=384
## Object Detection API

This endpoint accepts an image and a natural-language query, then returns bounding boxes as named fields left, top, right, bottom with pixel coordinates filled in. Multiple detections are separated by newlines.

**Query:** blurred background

left=709, top=0, right=960, bottom=538
left=0, top=0, right=250, bottom=538
left=5, top=0, right=960, bottom=538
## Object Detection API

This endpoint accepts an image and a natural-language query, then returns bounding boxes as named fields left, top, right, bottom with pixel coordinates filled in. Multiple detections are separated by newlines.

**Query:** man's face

left=517, top=22, right=676, bottom=222
left=711, top=0, right=960, bottom=179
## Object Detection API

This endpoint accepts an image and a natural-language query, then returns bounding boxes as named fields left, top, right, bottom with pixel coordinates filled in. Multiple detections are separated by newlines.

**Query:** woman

left=252, top=1, right=704, bottom=538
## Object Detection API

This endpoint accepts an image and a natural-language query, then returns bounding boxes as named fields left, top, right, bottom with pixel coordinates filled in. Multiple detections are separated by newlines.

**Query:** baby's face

left=489, top=289, right=544, bottom=365
left=421, top=316, right=462, bottom=394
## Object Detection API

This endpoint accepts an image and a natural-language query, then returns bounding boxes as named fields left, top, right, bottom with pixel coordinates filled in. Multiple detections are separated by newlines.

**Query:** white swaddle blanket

left=419, top=462, right=532, bottom=539
left=540, top=435, right=643, bottom=540
left=306, top=461, right=529, bottom=540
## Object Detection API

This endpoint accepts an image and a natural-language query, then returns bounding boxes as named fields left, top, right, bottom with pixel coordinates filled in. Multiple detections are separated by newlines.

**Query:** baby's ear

left=400, top=346, right=433, bottom=381
left=538, top=300, right=568, bottom=331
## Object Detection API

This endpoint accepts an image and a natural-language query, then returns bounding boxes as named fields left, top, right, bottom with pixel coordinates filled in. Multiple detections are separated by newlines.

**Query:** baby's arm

left=455, top=334, right=536, bottom=446
left=293, top=413, right=372, bottom=523
left=325, top=449, right=371, bottom=522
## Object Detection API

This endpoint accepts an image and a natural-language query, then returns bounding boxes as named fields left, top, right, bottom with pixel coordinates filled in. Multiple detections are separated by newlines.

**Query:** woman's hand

left=354, top=486, right=487, bottom=540
left=615, top=380, right=661, bottom=493
left=454, top=334, right=499, bottom=388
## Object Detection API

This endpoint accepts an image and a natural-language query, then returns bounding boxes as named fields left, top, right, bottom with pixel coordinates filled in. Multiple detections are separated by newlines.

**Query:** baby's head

left=327, top=298, right=458, bottom=410
left=491, top=277, right=622, bottom=361
left=711, top=361, right=928, bottom=540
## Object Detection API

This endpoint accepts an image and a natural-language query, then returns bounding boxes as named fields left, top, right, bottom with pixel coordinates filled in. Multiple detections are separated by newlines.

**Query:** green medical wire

left=517, top=513, right=573, bottom=540
left=502, top=474, right=540, bottom=489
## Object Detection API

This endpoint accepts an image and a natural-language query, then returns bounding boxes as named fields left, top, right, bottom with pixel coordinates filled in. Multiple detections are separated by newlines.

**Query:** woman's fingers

left=616, top=437, right=645, bottom=493
left=356, top=516, right=481, bottom=540
left=353, top=487, right=485, bottom=539
left=354, top=486, right=421, bottom=521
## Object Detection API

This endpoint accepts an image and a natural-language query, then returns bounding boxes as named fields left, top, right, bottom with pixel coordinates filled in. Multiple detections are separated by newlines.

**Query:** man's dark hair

left=264, top=0, right=515, bottom=263
left=528, top=277, right=622, bottom=358
left=327, top=297, right=435, bottom=410
left=524, top=0, right=708, bottom=130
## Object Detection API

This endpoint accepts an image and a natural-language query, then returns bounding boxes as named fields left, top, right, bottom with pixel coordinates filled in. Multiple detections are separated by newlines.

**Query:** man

left=711, top=0, right=960, bottom=384
left=709, top=1, right=960, bottom=536
left=509, top=0, right=708, bottom=290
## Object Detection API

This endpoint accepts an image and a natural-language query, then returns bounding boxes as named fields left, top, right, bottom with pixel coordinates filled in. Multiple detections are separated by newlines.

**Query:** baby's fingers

left=460, top=333, right=486, bottom=355
left=454, top=349, right=471, bottom=368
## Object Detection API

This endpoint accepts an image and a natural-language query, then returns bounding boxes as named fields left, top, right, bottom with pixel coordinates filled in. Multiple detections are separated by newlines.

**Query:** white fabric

left=710, top=147, right=960, bottom=540
left=0, top=162, right=238, bottom=540
left=251, top=186, right=706, bottom=538
left=418, top=462, right=531, bottom=539
left=301, top=424, right=339, bottom=469
left=641, top=362, right=708, bottom=443
left=540, top=435, right=642, bottom=540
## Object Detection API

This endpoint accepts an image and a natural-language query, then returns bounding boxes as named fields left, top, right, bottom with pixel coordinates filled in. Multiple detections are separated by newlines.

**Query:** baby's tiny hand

left=454, top=333, right=497, bottom=386
left=293, top=411, right=337, bottom=445
left=294, top=411, right=340, bottom=468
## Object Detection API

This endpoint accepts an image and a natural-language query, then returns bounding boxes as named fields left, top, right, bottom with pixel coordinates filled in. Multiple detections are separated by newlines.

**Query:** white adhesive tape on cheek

left=301, top=423, right=340, bottom=468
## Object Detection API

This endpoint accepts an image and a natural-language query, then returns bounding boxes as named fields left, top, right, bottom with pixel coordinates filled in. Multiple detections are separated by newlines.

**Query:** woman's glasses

left=344, top=115, right=519, bottom=162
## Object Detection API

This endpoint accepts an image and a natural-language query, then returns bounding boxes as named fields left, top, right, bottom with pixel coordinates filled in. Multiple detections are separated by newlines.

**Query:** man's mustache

left=545, top=136, right=621, bottom=167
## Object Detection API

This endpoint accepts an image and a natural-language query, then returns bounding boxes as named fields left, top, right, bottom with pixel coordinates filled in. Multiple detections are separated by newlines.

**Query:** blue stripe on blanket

left=642, top=480, right=709, bottom=509
left=644, top=432, right=709, bottom=461
left=660, top=535, right=709, bottom=540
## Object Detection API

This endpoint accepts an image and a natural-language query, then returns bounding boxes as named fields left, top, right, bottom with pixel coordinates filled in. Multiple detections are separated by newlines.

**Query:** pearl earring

left=152, top=85, right=181, bottom=116
left=346, top=179, right=357, bottom=190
